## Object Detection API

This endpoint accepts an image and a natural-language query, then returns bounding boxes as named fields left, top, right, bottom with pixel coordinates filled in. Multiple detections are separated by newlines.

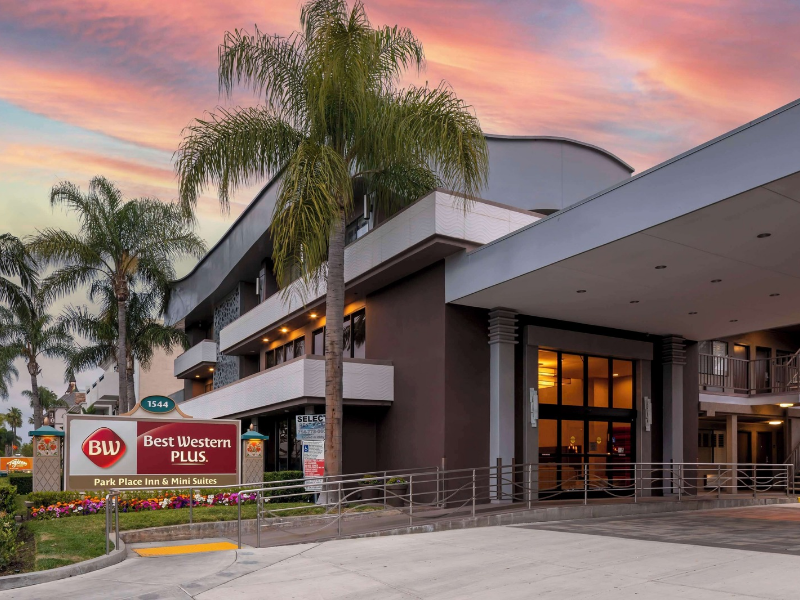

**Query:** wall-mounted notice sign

left=64, top=415, right=240, bottom=490
left=302, top=440, right=325, bottom=492
left=296, top=414, right=325, bottom=440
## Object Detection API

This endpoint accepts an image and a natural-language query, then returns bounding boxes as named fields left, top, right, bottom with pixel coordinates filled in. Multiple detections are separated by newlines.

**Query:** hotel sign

left=65, top=415, right=240, bottom=490
left=0, top=457, right=33, bottom=472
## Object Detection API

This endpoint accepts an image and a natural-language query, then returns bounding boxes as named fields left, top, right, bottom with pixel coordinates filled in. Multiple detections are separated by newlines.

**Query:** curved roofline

left=483, top=134, right=635, bottom=173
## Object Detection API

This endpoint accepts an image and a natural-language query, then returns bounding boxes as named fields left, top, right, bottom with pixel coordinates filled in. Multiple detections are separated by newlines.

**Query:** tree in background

left=0, top=348, right=17, bottom=401
left=0, top=233, right=37, bottom=310
left=21, top=388, right=64, bottom=425
left=29, top=176, right=206, bottom=412
left=64, top=285, right=188, bottom=411
left=4, top=407, right=22, bottom=443
left=175, top=0, right=488, bottom=476
left=0, top=287, right=72, bottom=428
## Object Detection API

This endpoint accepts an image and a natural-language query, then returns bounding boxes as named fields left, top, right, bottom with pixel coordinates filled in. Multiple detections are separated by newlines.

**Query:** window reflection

left=538, top=350, right=558, bottom=404
left=612, top=360, right=633, bottom=409
left=588, top=357, right=609, bottom=407
left=561, top=354, right=583, bottom=406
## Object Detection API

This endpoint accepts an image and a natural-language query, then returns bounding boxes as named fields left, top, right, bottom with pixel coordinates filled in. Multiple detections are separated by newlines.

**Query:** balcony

left=174, top=339, right=217, bottom=378
left=179, top=354, right=393, bottom=419
left=219, top=191, right=538, bottom=353
left=699, top=351, right=800, bottom=397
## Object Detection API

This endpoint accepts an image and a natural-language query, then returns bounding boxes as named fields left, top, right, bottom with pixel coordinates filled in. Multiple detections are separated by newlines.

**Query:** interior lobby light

left=779, top=403, right=794, bottom=408
left=613, top=373, right=619, bottom=377
left=539, top=367, right=556, bottom=377
left=768, top=420, right=783, bottom=425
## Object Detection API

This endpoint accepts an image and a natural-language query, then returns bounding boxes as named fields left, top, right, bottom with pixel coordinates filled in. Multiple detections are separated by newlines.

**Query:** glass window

left=588, top=421, right=609, bottom=454
left=284, top=340, right=294, bottom=361
left=538, top=419, right=558, bottom=458
left=611, top=423, right=632, bottom=457
left=343, top=315, right=352, bottom=356
left=276, top=346, right=285, bottom=364
left=538, top=350, right=558, bottom=404
left=561, top=420, right=584, bottom=455
left=351, top=309, right=366, bottom=358
left=612, top=360, right=633, bottom=409
left=561, top=354, right=584, bottom=406
left=313, top=328, right=324, bottom=355
left=294, top=336, right=305, bottom=357
left=588, top=357, right=609, bottom=407
left=266, top=350, right=275, bottom=369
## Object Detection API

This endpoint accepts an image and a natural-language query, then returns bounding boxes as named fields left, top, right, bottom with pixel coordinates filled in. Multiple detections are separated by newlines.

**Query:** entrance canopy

left=446, top=99, right=800, bottom=340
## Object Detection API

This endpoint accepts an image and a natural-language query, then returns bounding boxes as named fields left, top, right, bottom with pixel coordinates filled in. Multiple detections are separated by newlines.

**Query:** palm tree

left=64, top=284, right=188, bottom=410
left=28, top=177, right=206, bottom=412
left=0, top=233, right=37, bottom=309
left=0, top=347, right=17, bottom=401
left=175, top=0, right=488, bottom=476
left=0, top=287, right=72, bottom=428
left=5, top=407, right=23, bottom=443
left=21, top=388, right=64, bottom=425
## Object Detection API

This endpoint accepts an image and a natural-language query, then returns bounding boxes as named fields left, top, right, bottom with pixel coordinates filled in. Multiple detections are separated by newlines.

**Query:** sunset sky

left=2, top=0, right=800, bottom=426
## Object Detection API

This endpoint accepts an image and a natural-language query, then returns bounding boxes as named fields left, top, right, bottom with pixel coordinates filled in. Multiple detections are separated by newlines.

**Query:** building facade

left=165, top=101, right=800, bottom=483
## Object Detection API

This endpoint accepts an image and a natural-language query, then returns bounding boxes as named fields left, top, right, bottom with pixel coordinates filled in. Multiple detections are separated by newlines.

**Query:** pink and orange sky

left=1, top=0, right=800, bottom=423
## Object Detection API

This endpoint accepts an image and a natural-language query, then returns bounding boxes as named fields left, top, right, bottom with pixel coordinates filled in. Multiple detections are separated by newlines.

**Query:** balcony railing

left=699, top=350, right=800, bottom=395
left=174, top=339, right=217, bottom=378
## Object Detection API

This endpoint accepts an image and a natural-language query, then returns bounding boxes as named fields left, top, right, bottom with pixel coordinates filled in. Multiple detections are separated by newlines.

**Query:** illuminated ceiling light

left=655, top=265, right=667, bottom=270
left=779, top=403, right=794, bottom=408
left=613, top=373, right=619, bottom=377
left=768, top=420, right=783, bottom=425
left=576, top=290, right=587, bottom=294
left=538, top=381, right=555, bottom=388
left=280, top=327, right=289, bottom=333
left=539, top=367, right=556, bottom=377
left=209, top=367, right=214, bottom=372
left=757, top=233, right=771, bottom=238
left=262, top=338, right=269, bottom=342
left=195, top=375, right=199, bottom=378
left=310, top=313, right=318, bottom=318
left=711, top=279, right=722, bottom=283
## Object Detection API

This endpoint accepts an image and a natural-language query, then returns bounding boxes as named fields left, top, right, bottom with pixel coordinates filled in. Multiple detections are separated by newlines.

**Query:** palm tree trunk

left=117, top=296, right=128, bottom=413
left=324, top=212, right=346, bottom=478
left=28, top=361, right=42, bottom=429
left=126, top=356, right=136, bottom=412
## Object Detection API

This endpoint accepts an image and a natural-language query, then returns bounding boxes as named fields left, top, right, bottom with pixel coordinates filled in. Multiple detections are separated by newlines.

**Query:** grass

left=22, top=501, right=326, bottom=572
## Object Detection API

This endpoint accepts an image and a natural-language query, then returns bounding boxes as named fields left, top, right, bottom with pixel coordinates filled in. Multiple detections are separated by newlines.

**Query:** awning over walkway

left=446, top=99, right=800, bottom=341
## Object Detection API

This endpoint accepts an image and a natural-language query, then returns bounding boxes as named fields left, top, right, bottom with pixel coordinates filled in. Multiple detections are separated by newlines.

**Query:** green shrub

left=263, top=471, right=311, bottom=502
left=8, top=474, right=32, bottom=495
left=26, top=491, right=82, bottom=508
left=0, top=515, right=19, bottom=570
left=0, top=486, right=17, bottom=514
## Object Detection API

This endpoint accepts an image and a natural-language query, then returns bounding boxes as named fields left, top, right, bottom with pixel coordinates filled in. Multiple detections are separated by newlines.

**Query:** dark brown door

left=737, top=431, right=751, bottom=463
left=754, top=347, right=771, bottom=392
left=733, top=344, right=750, bottom=393
left=756, top=432, right=771, bottom=463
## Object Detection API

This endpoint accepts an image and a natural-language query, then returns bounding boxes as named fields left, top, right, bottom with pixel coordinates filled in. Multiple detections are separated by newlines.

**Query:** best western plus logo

left=82, top=427, right=127, bottom=468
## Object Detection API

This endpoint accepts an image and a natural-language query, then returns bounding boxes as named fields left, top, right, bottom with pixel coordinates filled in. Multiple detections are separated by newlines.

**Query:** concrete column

left=522, top=330, right=539, bottom=501
left=725, top=414, right=737, bottom=493
left=662, top=335, right=685, bottom=495
left=489, top=308, right=517, bottom=500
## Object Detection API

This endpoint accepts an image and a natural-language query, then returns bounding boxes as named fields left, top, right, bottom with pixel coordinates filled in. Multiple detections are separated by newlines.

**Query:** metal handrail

left=101, top=460, right=793, bottom=554
left=700, top=350, right=800, bottom=395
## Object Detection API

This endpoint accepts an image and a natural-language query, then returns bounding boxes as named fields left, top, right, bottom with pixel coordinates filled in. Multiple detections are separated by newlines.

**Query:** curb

left=0, top=535, right=127, bottom=591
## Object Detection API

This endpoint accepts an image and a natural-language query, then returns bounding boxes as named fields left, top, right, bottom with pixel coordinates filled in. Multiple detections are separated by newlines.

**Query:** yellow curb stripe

left=134, top=542, right=239, bottom=557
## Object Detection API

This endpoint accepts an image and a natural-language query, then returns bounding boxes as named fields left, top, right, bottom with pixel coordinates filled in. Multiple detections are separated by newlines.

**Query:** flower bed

left=30, top=491, right=259, bottom=520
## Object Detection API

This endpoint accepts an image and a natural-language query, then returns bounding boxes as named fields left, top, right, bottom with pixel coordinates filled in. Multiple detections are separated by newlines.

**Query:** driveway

left=5, top=504, right=800, bottom=599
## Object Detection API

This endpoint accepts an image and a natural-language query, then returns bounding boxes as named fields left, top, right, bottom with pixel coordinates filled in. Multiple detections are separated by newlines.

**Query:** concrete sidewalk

left=6, top=504, right=800, bottom=599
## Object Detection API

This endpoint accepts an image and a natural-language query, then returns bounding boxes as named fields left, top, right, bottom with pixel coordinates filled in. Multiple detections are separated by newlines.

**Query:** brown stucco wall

left=366, top=263, right=447, bottom=471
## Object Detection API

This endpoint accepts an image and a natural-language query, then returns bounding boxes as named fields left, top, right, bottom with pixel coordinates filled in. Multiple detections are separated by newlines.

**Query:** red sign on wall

left=137, top=421, right=238, bottom=475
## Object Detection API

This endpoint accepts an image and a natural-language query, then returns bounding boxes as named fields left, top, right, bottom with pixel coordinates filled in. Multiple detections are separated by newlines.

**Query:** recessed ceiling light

left=629, top=300, right=639, bottom=304
left=688, top=312, right=698, bottom=315
left=779, top=403, right=794, bottom=408
left=768, top=420, right=783, bottom=425
left=613, top=373, right=619, bottom=377
left=729, top=319, right=738, bottom=322
left=262, top=337, right=269, bottom=342
left=576, top=290, right=587, bottom=293
left=310, top=313, right=318, bottom=318
left=770, top=293, right=780, bottom=297
left=280, top=327, right=289, bottom=333
left=655, top=265, right=667, bottom=269
left=209, top=367, right=214, bottom=372
left=757, top=233, right=771, bottom=238
left=195, top=375, right=199, bottom=378
left=711, top=279, right=722, bottom=283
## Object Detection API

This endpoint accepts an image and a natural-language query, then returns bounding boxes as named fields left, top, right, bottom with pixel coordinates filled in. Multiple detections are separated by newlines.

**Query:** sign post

left=28, top=419, right=64, bottom=492
left=296, top=415, right=325, bottom=493
left=241, top=427, right=269, bottom=484
left=64, top=396, right=240, bottom=490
